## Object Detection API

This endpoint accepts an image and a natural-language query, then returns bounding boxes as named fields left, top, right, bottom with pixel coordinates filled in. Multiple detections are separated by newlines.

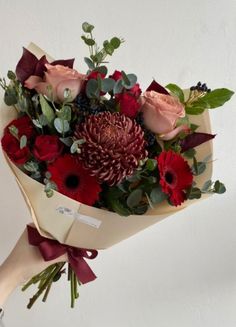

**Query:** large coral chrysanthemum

left=156, top=150, right=193, bottom=206
left=75, top=112, right=147, bottom=186
left=47, top=154, right=101, bottom=206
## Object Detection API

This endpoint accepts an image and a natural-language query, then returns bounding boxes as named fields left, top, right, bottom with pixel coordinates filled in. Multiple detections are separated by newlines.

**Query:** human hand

left=0, top=224, right=67, bottom=306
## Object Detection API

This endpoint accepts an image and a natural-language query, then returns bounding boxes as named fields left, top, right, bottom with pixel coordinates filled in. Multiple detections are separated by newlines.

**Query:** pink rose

left=141, top=91, right=187, bottom=140
left=25, top=64, right=85, bottom=103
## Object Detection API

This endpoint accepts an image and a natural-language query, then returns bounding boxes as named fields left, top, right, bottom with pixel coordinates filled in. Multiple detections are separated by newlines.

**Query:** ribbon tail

left=69, top=256, right=97, bottom=284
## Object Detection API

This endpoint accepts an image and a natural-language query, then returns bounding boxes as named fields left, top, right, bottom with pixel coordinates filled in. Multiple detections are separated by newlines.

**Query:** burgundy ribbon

left=27, top=225, right=98, bottom=284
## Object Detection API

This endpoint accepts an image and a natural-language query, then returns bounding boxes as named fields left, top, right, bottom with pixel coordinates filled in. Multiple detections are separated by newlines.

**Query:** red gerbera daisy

left=156, top=150, right=193, bottom=206
left=47, top=154, right=101, bottom=206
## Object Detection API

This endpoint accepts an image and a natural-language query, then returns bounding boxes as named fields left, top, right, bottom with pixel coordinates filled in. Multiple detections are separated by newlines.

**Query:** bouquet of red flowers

left=0, top=22, right=234, bottom=308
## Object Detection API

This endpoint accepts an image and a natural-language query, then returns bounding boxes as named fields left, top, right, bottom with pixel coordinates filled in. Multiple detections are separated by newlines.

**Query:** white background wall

left=0, top=0, right=235, bottom=326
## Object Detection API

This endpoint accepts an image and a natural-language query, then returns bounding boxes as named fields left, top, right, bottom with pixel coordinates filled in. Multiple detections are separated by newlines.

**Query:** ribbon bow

left=27, top=225, right=98, bottom=284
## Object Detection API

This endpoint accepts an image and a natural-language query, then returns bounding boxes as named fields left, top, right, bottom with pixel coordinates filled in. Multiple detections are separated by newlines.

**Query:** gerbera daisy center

left=164, top=171, right=175, bottom=185
left=65, top=174, right=80, bottom=189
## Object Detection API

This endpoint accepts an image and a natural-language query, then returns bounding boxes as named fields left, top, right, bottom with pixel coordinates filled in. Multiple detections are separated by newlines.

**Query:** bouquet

left=0, top=22, right=234, bottom=308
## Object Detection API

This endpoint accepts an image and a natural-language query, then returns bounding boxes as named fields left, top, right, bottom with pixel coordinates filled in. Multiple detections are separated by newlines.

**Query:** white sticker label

left=56, top=206, right=102, bottom=229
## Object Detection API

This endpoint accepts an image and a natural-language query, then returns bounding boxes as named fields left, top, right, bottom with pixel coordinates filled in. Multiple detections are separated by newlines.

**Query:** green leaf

left=121, top=71, right=130, bottom=86
left=39, top=95, right=55, bottom=125
left=54, top=118, right=70, bottom=134
left=146, top=158, right=157, bottom=171
left=86, top=79, right=99, bottom=98
left=198, top=88, right=234, bottom=109
left=84, top=57, right=95, bottom=70
left=126, top=173, right=141, bottom=183
left=8, top=125, right=18, bottom=137
left=192, top=160, right=206, bottom=176
left=166, top=83, right=184, bottom=103
left=201, top=180, right=212, bottom=192
left=188, top=187, right=202, bottom=200
left=110, top=37, right=121, bottom=49
left=127, top=189, right=143, bottom=208
left=20, top=135, right=27, bottom=149
left=150, top=186, right=167, bottom=204
left=93, top=65, right=108, bottom=75
left=59, top=137, right=73, bottom=147
left=183, top=148, right=196, bottom=159
left=111, top=199, right=131, bottom=216
left=190, top=123, right=199, bottom=132
left=185, top=103, right=205, bottom=115
left=32, top=119, right=42, bottom=129
left=125, top=74, right=137, bottom=89
left=103, top=40, right=114, bottom=55
left=38, top=114, right=48, bottom=126
left=4, top=88, right=18, bottom=106
left=113, top=79, right=123, bottom=94
left=214, top=180, right=226, bottom=194
left=24, top=161, right=39, bottom=172
left=7, top=70, right=16, bottom=80
left=131, top=204, right=148, bottom=215
left=57, top=106, right=72, bottom=121
left=101, top=78, right=115, bottom=93
left=82, top=22, right=94, bottom=33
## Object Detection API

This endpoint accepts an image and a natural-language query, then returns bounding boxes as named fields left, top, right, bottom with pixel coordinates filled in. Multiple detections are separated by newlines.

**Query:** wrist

left=0, top=261, right=22, bottom=307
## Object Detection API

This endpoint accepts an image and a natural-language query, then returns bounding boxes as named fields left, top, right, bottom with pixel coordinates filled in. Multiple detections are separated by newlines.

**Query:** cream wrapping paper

left=0, top=43, right=213, bottom=250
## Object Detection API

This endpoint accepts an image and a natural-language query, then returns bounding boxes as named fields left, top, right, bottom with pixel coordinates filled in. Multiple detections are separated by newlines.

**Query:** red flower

left=87, top=71, right=106, bottom=80
left=156, top=150, right=193, bottom=206
left=1, top=133, right=30, bottom=165
left=110, top=70, right=142, bottom=97
left=116, top=93, right=140, bottom=118
left=47, top=154, right=101, bottom=206
left=33, top=135, right=63, bottom=162
left=5, top=115, right=35, bottom=140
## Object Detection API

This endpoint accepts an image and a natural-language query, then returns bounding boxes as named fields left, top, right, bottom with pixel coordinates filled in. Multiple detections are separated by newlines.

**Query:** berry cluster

left=190, top=82, right=211, bottom=93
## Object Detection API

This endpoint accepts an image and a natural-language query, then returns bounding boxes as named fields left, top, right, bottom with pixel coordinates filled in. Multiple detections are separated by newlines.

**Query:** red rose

left=1, top=133, right=30, bottom=165
left=116, top=93, right=140, bottom=118
left=87, top=71, right=106, bottom=80
left=5, top=115, right=35, bottom=140
left=110, top=70, right=142, bottom=97
left=33, top=135, right=63, bottom=162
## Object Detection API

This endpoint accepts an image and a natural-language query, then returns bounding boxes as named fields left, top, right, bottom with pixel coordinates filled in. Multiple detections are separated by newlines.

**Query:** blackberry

left=144, top=130, right=156, bottom=147
left=89, top=104, right=107, bottom=115
left=135, top=112, right=145, bottom=127
left=75, top=94, right=90, bottom=112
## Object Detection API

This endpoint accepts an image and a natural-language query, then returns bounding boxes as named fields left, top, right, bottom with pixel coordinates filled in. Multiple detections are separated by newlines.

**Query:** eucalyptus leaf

left=54, top=117, right=70, bottom=134
left=32, top=119, right=42, bottom=129
left=150, top=186, right=167, bottom=204
left=84, top=57, right=95, bottom=70
left=24, top=161, right=39, bottom=172
left=201, top=180, right=212, bottom=192
left=20, top=135, right=27, bottom=149
left=86, top=78, right=99, bottom=98
left=110, top=37, right=121, bottom=49
left=113, top=79, right=123, bottom=94
left=82, top=22, right=94, bottom=33
left=101, top=78, right=115, bottom=93
left=127, top=189, right=143, bottom=208
left=188, top=187, right=202, bottom=200
left=59, top=137, right=73, bottom=147
left=214, top=180, right=226, bottom=194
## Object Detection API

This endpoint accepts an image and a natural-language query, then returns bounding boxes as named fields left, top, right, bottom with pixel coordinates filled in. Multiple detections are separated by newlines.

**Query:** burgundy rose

left=110, top=70, right=142, bottom=97
left=5, top=115, right=35, bottom=140
left=33, top=135, right=63, bottom=162
left=116, top=93, right=140, bottom=118
left=1, top=133, right=30, bottom=165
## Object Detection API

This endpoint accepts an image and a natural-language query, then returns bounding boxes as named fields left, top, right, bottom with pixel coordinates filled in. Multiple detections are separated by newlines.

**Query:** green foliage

left=86, top=79, right=99, bottom=98
left=54, top=117, right=70, bottom=134
left=150, top=186, right=167, bottom=204
left=127, top=189, right=143, bottom=208
left=183, top=148, right=196, bottom=159
left=20, top=135, right=27, bottom=149
left=39, top=95, right=55, bottom=125
left=185, top=88, right=234, bottom=115
left=166, top=83, right=185, bottom=103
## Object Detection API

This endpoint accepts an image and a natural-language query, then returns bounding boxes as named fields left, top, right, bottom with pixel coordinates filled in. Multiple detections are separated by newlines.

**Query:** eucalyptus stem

left=70, top=268, right=75, bottom=308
